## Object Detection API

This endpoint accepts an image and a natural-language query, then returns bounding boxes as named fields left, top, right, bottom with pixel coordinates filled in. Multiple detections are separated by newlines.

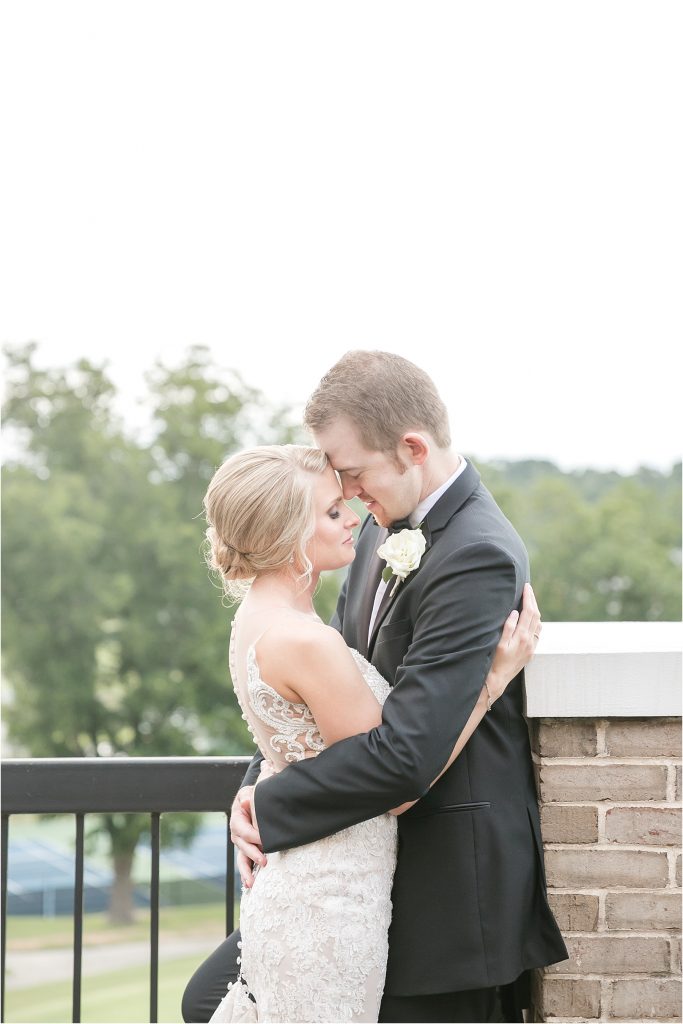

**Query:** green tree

left=480, top=459, right=681, bottom=621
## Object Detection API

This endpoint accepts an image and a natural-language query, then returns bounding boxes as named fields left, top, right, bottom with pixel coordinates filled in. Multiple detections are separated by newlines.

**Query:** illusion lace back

left=209, top=622, right=398, bottom=1024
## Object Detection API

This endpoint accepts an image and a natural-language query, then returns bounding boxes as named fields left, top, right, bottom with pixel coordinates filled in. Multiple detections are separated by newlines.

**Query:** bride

left=201, top=444, right=539, bottom=1024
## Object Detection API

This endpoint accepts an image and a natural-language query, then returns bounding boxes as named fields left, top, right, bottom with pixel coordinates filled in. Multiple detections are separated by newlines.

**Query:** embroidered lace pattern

left=209, top=626, right=398, bottom=1023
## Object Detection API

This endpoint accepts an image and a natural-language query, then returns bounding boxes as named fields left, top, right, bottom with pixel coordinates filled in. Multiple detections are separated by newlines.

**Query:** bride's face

left=305, top=465, right=361, bottom=573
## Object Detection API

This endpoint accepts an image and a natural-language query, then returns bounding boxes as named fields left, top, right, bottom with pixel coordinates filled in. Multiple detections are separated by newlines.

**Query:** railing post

left=72, top=813, right=85, bottom=1023
left=150, top=812, right=160, bottom=1024
left=1, top=814, right=9, bottom=1024
left=226, top=814, right=235, bottom=937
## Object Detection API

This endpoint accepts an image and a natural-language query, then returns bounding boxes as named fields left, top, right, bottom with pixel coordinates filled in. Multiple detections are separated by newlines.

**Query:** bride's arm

left=256, top=621, right=383, bottom=745
left=390, top=583, right=541, bottom=814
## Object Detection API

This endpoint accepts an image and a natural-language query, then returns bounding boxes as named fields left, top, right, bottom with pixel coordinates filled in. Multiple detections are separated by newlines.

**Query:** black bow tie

left=388, top=517, right=413, bottom=534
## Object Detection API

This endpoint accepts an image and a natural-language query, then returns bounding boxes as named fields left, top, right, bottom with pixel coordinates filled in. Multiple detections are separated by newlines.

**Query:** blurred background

left=1, top=1, right=680, bottom=1020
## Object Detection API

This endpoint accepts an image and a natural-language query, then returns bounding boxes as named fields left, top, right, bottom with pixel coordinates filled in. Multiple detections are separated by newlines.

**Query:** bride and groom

left=183, top=350, right=567, bottom=1023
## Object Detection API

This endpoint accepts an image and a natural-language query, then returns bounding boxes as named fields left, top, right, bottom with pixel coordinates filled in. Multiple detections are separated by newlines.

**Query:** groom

left=183, top=351, right=567, bottom=1023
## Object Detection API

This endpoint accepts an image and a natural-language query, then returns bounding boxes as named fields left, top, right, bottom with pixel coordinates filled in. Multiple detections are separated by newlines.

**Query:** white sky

left=1, top=1, right=681, bottom=473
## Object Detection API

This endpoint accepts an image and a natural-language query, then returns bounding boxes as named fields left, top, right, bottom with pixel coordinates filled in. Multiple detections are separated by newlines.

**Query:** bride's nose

left=344, top=504, right=361, bottom=528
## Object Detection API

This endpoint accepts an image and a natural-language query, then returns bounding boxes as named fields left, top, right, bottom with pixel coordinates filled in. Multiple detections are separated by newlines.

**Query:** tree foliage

left=479, top=460, right=681, bottom=621
left=1, top=343, right=339, bottom=921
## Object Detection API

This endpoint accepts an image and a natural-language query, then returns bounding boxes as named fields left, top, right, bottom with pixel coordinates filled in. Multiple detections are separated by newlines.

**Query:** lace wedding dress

left=209, top=621, right=398, bottom=1024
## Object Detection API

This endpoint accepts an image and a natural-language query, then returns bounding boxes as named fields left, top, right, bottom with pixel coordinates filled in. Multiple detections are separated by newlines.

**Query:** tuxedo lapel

left=367, top=574, right=397, bottom=658
left=357, top=524, right=387, bottom=657
left=366, top=462, right=481, bottom=658
left=423, top=460, right=481, bottom=538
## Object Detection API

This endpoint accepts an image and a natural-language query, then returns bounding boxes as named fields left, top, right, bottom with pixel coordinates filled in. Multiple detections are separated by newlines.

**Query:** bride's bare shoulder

left=258, top=615, right=345, bottom=656
left=256, top=615, right=369, bottom=709
left=256, top=616, right=350, bottom=683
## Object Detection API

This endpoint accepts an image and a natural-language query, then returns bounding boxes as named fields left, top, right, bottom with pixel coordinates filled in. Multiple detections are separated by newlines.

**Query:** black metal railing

left=1, top=756, right=251, bottom=1024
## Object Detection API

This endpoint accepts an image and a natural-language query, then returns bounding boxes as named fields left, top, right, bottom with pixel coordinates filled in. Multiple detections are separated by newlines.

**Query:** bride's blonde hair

left=203, top=444, right=329, bottom=601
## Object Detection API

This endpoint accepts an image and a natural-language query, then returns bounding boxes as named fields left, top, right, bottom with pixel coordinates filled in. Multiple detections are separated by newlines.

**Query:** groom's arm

left=253, top=540, right=521, bottom=853
left=240, top=751, right=264, bottom=788
left=330, top=511, right=372, bottom=634
left=329, top=571, right=349, bottom=634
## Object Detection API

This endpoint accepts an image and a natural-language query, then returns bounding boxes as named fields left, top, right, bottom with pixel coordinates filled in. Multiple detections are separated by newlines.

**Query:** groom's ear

left=400, top=432, right=430, bottom=466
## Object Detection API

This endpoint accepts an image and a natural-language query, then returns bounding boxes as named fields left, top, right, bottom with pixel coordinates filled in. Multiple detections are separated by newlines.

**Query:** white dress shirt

left=367, top=457, right=467, bottom=644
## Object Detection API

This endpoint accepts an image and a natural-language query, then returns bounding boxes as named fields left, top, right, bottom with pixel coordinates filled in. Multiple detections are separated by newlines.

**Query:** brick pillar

left=529, top=717, right=682, bottom=1022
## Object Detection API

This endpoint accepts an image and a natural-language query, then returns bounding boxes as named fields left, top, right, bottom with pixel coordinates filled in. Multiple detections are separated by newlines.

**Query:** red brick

left=536, top=719, right=598, bottom=757
left=545, top=848, right=669, bottom=889
left=541, top=804, right=599, bottom=844
left=608, top=978, right=681, bottom=1020
left=541, top=977, right=600, bottom=1018
left=540, top=763, right=668, bottom=802
left=547, top=935, right=669, bottom=975
left=606, top=892, right=682, bottom=931
left=605, top=718, right=682, bottom=757
left=605, top=806, right=681, bottom=846
left=548, top=893, right=599, bottom=932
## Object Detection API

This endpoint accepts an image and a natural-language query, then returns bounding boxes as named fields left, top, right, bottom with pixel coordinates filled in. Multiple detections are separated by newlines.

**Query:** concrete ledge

left=524, top=623, right=682, bottom=718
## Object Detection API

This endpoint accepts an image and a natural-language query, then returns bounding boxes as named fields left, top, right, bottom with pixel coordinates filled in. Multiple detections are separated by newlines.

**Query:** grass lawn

left=5, top=903, right=240, bottom=1024
left=4, top=953, right=208, bottom=1023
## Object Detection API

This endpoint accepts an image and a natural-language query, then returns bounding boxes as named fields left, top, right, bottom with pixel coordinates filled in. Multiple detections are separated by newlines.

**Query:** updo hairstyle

left=203, top=444, right=329, bottom=601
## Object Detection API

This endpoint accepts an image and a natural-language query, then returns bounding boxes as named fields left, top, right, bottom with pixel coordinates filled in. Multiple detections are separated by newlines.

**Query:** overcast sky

left=2, top=1, right=680, bottom=473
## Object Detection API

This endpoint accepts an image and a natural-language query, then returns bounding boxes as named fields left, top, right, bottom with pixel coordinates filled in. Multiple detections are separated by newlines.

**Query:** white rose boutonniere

left=377, top=527, right=427, bottom=597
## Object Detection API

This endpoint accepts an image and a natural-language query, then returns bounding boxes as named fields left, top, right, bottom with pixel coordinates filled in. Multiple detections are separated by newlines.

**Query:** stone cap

left=524, top=622, right=682, bottom=718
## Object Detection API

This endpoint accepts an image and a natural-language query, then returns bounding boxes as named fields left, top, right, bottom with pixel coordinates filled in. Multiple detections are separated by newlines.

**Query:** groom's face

left=314, top=418, right=422, bottom=529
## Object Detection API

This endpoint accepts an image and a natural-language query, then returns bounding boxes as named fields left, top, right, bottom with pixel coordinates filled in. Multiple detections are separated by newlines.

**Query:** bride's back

left=230, top=605, right=329, bottom=771
left=230, top=599, right=390, bottom=773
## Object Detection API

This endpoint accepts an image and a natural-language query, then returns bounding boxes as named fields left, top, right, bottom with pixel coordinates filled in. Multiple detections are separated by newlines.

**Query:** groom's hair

left=304, top=350, right=451, bottom=453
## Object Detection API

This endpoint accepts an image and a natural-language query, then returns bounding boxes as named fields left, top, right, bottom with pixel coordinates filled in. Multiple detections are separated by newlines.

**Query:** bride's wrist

left=485, top=669, right=505, bottom=705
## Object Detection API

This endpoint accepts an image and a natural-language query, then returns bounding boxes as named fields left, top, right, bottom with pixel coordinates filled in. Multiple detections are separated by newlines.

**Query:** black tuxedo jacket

left=246, top=461, right=567, bottom=995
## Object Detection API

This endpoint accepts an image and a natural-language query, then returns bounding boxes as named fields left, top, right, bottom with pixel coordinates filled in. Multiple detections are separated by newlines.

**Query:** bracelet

left=484, top=679, right=494, bottom=712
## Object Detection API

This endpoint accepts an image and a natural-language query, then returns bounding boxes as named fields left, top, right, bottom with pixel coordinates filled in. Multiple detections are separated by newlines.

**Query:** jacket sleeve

left=240, top=751, right=264, bottom=788
left=253, top=541, right=520, bottom=852
left=329, top=570, right=349, bottom=634
left=330, top=512, right=373, bottom=633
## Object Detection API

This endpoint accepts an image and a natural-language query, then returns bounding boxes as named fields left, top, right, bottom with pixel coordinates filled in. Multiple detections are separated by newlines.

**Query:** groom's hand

left=230, top=785, right=266, bottom=888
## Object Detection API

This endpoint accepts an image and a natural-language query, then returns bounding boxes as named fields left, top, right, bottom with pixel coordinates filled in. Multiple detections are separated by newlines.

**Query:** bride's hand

left=230, top=785, right=266, bottom=889
left=486, top=583, right=542, bottom=703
